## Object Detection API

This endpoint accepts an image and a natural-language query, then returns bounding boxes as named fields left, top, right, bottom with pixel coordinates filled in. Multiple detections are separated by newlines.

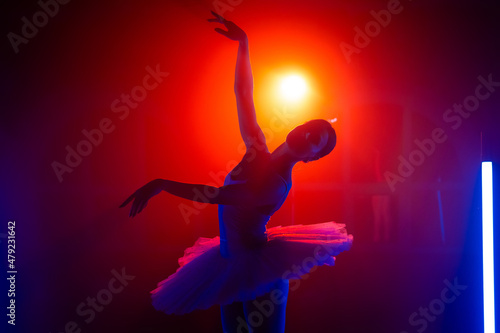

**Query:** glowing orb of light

left=279, top=74, right=308, bottom=103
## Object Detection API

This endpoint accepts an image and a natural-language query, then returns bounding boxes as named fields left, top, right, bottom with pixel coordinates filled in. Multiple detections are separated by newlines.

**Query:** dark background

left=1, top=0, right=499, bottom=332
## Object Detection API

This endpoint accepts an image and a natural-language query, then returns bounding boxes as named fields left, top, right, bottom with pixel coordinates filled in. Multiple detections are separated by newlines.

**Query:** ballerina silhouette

left=120, top=11, right=352, bottom=333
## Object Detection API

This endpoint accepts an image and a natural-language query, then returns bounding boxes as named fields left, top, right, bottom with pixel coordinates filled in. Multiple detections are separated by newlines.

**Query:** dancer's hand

left=120, top=179, right=164, bottom=217
left=207, top=11, right=247, bottom=42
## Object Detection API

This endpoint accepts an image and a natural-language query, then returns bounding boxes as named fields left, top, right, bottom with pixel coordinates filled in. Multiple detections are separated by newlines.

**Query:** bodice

left=218, top=148, right=290, bottom=257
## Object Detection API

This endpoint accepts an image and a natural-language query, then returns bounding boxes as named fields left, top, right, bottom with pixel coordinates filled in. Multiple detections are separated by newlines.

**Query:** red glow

left=184, top=15, right=353, bottom=172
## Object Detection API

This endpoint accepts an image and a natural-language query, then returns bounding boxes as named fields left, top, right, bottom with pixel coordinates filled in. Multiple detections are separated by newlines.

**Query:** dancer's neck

left=270, top=143, right=298, bottom=180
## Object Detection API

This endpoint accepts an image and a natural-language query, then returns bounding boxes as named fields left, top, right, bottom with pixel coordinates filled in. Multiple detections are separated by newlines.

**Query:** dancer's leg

left=243, top=279, right=289, bottom=333
left=221, top=302, right=247, bottom=333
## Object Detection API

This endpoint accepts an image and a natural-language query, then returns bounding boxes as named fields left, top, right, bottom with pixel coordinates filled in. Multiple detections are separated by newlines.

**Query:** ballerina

left=120, top=11, right=352, bottom=333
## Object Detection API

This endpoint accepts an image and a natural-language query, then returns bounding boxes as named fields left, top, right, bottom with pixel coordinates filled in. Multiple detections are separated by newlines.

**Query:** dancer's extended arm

left=208, top=11, right=267, bottom=151
left=120, top=177, right=285, bottom=217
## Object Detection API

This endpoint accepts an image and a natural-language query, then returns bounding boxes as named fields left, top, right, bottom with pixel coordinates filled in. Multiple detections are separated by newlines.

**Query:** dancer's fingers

left=215, top=28, right=230, bottom=37
left=210, top=10, right=224, bottom=22
left=138, top=200, right=148, bottom=215
left=120, top=194, right=134, bottom=208
left=130, top=200, right=140, bottom=217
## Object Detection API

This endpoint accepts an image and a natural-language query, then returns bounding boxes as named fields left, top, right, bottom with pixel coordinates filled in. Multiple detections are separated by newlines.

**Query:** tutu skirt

left=151, top=222, right=353, bottom=315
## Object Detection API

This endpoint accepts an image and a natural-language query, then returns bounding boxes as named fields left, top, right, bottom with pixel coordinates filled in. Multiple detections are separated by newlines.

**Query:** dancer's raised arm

left=208, top=11, right=267, bottom=151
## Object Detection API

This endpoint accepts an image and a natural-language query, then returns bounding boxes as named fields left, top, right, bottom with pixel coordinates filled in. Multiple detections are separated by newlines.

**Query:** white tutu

left=151, top=222, right=353, bottom=315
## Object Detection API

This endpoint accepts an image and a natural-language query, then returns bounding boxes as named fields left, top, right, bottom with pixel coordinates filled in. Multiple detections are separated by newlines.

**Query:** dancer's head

left=286, top=119, right=336, bottom=162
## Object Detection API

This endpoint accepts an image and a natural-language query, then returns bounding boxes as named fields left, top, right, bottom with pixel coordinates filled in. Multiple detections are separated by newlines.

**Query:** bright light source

left=482, top=161, right=495, bottom=333
left=279, top=74, right=307, bottom=103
